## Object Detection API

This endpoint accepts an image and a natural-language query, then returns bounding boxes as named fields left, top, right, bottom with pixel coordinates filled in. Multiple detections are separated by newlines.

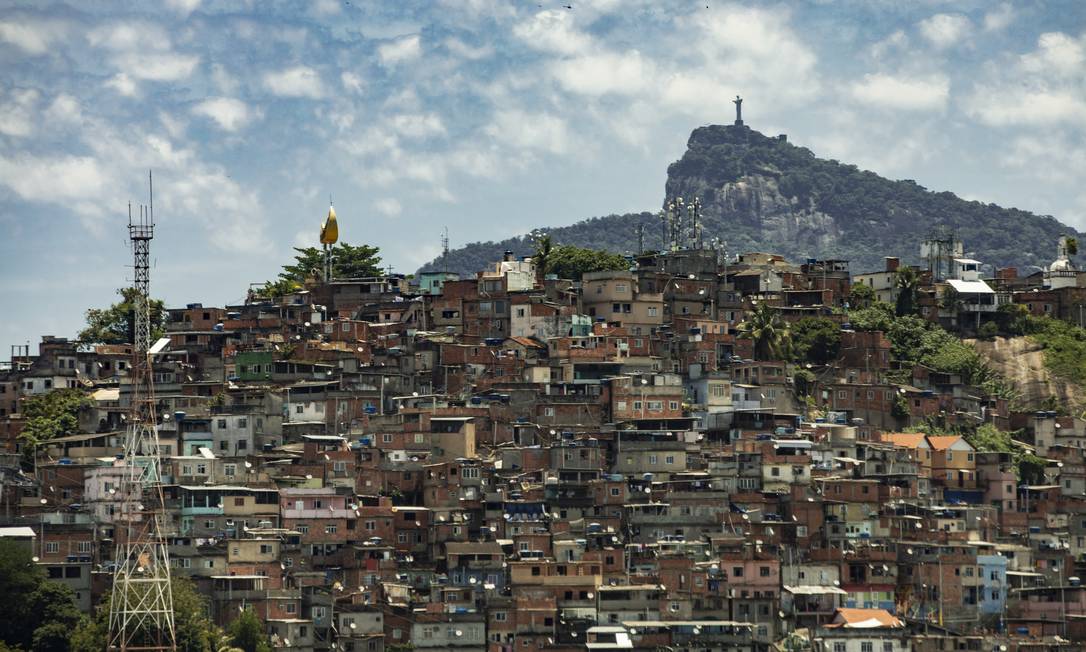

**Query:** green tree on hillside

left=738, top=303, right=790, bottom=361
left=893, top=266, right=920, bottom=317
left=0, top=539, right=84, bottom=652
left=848, top=282, right=875, bottom=309
left=790, top=317, right=841, bottom=365
left=17, top=389, right=93, bottom=465
left=227, top=609, right=271, bottom=652
left=547, top=246, right=629, bottom=281
left=259, top=242, right=383, bottom=299
left=79, top=287, right=166, bottom=344
left=70, top=577, right=220, bottom=652
left=531, top=234, right=555, bottom=280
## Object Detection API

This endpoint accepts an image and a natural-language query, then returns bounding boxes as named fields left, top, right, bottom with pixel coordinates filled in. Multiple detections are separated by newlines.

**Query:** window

left=286, top=603, right=296, bottom=614
left=217, top=419, right=227, bottom=429
left=326, top=524, right=337, bottom=534
left=78, top=541, right=93, bottom=553
left=665, top=455, right=675, bottom=465
left=610, top=487, right=621, bottom=496
left=383, top=434, right=393, bottom=443
left=833, top=644, right=846, bottom=652
left=297, top=525, right=309, bottom=534
left=237, top=418, right=247, bottom=429
left=732, top=566, right=743, bottom=577
left=649, top=454, right=658, bottom=465
left=669, top=401, right=679, bottom=410
left=647, top=307, right=658, bottom=317
left=45, top=542, right=60, bottom=553
left=760, top=566, right=770, bottom=577
left=365, top=520, right=376, bottom=531
left=861, top=643, right=873, bottom=652
left=494, top=612, right=508, bottom=622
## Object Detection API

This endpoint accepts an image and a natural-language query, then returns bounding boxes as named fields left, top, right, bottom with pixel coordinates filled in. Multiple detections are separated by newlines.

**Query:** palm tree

left=893, top=265, right=921, bottom=316
left=531, top=233, right=554, bottom=282
left=738, top=302, right=790, bottom=360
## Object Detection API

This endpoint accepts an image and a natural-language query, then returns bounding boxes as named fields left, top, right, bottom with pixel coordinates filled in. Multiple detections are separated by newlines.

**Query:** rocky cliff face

left=423, top=124, right=1081, bottom=276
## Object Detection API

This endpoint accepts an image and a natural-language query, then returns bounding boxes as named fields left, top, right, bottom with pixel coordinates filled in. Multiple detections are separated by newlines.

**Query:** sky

left=1, top=0, right=1085, bottom=357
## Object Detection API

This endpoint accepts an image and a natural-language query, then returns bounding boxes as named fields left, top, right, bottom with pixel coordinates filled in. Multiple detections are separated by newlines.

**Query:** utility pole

left=108, top=172, right=177, bottom=652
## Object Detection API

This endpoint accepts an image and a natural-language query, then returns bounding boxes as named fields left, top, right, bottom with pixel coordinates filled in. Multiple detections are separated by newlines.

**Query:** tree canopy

left=18, top=388, right=93, bottom=462
left=260, top=242, right=383, bottom=299
left=79, top=287, right=166, bottom=344
left=0, top=539, right=84, bottom=652
left=738, top=303, right=790, bottom=361
left=71, top=577, right=220, bottom=652
left=790, top=317, right=841, bottom=365
left=547, top=245, right=629, bottom=281
left=227, top=609, right=271, bottom=652
left=281, top=243, right=382, bottom=283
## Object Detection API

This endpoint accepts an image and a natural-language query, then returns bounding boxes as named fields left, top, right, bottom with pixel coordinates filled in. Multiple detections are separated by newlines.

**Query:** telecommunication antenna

left=441, top=226, right=450, bottom=274
left=108, top=171, right=177, bottom=652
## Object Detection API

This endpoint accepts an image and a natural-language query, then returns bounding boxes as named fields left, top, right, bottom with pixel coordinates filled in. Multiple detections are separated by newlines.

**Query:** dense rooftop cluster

left=3, top=238, right=1086, bottom=652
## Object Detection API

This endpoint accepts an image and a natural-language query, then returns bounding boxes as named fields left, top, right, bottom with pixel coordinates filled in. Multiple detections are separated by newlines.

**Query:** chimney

left=884, top=257, right=900, bottom=272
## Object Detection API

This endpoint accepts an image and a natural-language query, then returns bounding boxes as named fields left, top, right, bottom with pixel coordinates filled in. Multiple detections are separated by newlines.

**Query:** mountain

left=420, top=124, right=1080, bottom=276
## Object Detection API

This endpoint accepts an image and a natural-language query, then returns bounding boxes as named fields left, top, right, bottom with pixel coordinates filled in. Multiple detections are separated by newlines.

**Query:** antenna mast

left=441, top=226, right=450, bottom=275
left=108, top=170, right=177, bottom=652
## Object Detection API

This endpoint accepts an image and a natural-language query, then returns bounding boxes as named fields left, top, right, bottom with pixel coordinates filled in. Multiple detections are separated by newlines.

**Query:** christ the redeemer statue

left=733, top=95, right=744, bottom=126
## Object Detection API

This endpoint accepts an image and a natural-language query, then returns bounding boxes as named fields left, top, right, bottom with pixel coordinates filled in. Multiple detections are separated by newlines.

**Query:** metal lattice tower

left=108, top=172, right=177, bottom=652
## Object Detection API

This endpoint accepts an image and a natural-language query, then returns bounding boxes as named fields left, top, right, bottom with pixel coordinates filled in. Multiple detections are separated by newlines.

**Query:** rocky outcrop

left=972, top=336, right=1083, bottom=409
left=422, top=123, right=1082, bottom=276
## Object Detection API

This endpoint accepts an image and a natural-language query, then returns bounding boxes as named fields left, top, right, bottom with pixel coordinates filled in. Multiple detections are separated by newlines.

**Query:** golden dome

left=319, top=203, right=338, bottom=245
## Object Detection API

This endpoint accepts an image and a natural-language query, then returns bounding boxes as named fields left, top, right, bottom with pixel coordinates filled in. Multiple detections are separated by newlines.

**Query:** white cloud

left=378, top=35, right=421, bottom=65
left=1020, top=32, right=1085, bottom=77
left=849, top=73, right=949, bottom=111
left=341, top=71, right=364, bottom=94
left=0, top=154, right=109, bottom=209
left=165, top=0, right=201, bottom=16
left=983, top=3, right=1015, bottom=32
left=45, top=94, right=81, bottom=124
left=486, top=109, right=570, bottom=156
left=999, top=133, right=1086, bottom=185
left=105, top=73, right=138, bottom=97
left=966, top=88, right=1086, bottom=127
left=917, top=13, right=972, bottom=49
left=444, top=37, right=493, bottom=61
left=192, top=97, right=256, bottom=132
left=87, top=21, right=171, bottom=52
left=0, top=20, right=63, bottom=55
left=116, top=52, right=200, bottom=81
left=390, top=113, right=446, bottom=139
left=0, top=88, right=40, bottom=137
left=513, top=9, right=592, bottom=56
left=555, top=50, right=655, bottom=97
left=965, top=32, right=1086, bottom=127
left=312, top=0, right=341, bottom=16
left=263, top=66, right=325, bottom=98
left=869, top=30, right=908, bottom=60
left=373, top=198, right=402, bottom=217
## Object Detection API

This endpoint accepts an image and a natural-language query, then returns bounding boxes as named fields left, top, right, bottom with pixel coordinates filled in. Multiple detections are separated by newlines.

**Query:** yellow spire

left=319, top=203, right=339, bottom=245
